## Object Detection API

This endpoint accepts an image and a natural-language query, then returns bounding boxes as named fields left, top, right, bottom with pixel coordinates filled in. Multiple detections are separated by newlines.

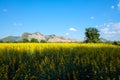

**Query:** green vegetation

left=22, top=38, right=29, bottom=43
left=40, top=40, right=47, bottom=43
left=85, top=27, right=100, bottom=43
left=113, top=41, right=120, bottom=46
left=30, top=38, right=39, bottom=43
left=0, top=43, right=120, bottom=80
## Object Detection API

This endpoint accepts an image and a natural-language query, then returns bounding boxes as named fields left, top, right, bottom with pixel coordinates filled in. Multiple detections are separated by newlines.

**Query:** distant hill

left=0, top=32, right=80, bottom=42
left=0, top=36, right=20, bottom=42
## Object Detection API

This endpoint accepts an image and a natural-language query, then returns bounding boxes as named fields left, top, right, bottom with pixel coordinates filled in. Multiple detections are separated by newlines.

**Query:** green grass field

left=0, top=43, right=120, bottom=80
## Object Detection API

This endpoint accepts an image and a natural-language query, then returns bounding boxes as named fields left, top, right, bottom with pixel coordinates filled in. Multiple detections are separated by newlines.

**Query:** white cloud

left=101, top=22, right=120, bottom=35
left=13, top=22, right=23, bottom=26
left=94, top=25, right=98, bottom=28
left=101, top=27, right=109, bottom=34
left=118, top=1, right=120, bottom=9
left=69, top=27, right=77, bottom=31
left=103, top=22, right=113, bottom=28
left=3, top=9, right=8, bottom=12
left=100, top=22, right=120, bottom=40
left=101, top=28, right=117, bottom=35
left=112, top=22, right=120, bottom=29
left=65, top=33, right=69, bottom=36
left=111, top=5, right=115, bottom=9
left=90, top=16, right=94, bottom=20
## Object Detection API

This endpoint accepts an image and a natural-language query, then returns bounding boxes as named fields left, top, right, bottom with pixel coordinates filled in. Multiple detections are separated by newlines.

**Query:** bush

left=40, top=40, right=47, bottom=43
left=0, top=40, right=3, bottom=43
left=22, top=38, right=29, bottom=43
left=30, top=38, right=39, bottom=43
left=113, top=41, right=120, bottom=46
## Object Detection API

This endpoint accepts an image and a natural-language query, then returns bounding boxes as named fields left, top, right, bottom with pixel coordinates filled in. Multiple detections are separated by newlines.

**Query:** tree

left=40, top=40, right=47, bottom=43
left=22, top=38, right=29, bottom=43
left=0, top=40, right=3, bottom=43
left=30, top=38, right=39, bottom=43
left=85, top=27, right=100, bottom=43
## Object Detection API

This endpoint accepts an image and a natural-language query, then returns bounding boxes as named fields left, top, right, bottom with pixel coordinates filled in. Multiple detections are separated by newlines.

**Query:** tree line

left=0, top=38, right=47, bottom=43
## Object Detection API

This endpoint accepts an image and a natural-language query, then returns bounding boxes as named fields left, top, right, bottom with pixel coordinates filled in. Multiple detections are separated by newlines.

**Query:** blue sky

left=0, top=0, right=120, bottom=41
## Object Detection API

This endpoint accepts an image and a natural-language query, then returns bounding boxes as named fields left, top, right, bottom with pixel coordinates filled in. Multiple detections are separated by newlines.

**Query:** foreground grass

left=0, top=43, right=120, bottom=80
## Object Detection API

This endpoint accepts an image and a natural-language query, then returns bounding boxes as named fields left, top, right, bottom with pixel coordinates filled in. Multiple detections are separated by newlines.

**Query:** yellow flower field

left=0, top=43, right=120, bottom=80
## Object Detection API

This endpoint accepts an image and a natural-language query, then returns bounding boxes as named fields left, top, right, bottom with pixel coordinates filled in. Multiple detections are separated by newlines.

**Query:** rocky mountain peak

left=1, top=32, right=80, bottom=42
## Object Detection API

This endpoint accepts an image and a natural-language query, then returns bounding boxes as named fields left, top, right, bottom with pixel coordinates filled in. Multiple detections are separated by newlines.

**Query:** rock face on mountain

left=21, top=32, right=46, bottom=41
left=21, top=32, right=80, bottom=42
left=48, top=36, right=79, bottom=42
left=21, top=32, right=31, bottom=39
left=28, top=32, right=46, bottom=41
left=1, top=32, right=80, bottom=42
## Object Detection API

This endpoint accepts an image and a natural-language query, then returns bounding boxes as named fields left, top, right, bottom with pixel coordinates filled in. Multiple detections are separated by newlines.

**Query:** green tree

left=22, top=38, right=29, bottom=43
left=85, top=27, right=100, bottom=43
left=30, top=38, right=39, bottom=43
left=0, top=40, right=3, bottom=43
left=40, top=40, right=47, bottom=43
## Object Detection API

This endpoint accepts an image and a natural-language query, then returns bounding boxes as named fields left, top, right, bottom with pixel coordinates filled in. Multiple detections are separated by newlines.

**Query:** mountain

left=0, top=36, right=20, bottom=42
left=21, top=32, right=80, bottom=42
left=47, top=36, right=79, bottom=42
left=21, top=32, right=46, bottom=41
left=21, top=32, right=32, bottom=39
left=0, top=32, right=80, bottom=42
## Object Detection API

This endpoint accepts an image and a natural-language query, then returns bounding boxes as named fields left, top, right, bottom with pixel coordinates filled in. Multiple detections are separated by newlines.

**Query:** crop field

left=0, top=43, right=120, bottom=80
